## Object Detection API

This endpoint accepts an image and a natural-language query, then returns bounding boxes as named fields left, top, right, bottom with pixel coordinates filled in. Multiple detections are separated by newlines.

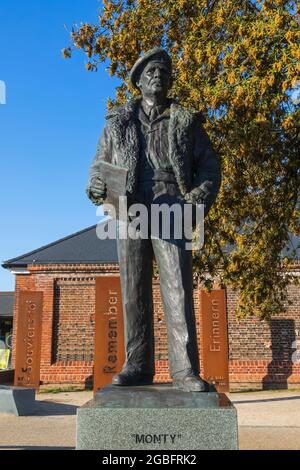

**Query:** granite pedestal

left=0, top=385, right=36, bottom=416
left=76, top=384, right=238, bottom=450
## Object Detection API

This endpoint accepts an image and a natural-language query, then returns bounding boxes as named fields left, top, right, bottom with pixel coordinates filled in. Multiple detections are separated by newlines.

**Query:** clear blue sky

left=0, top=0, right=120, bottom=291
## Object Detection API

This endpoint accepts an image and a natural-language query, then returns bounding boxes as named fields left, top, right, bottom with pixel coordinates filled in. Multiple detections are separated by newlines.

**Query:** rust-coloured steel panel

left=199, top=289, right=229, bottom=392
left=14, top=292, right=43, bottom=388
left=94, top=276, right=125, bottom=393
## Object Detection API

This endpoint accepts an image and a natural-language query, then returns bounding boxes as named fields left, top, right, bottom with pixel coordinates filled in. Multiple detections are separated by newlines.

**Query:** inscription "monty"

left=131, top=433, right=182, bottom=445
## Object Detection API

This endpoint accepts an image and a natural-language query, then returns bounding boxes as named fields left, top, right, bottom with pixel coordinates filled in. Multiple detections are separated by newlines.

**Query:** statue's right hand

left=90, top=176, right=106, bottom=194
left=86, top=176, right=106, bottom=205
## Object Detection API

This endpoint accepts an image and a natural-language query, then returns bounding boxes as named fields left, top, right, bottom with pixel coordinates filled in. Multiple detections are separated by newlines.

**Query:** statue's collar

left=106, top=98, right=204, bottom=124
left=106, top=99, right=140, bottom=121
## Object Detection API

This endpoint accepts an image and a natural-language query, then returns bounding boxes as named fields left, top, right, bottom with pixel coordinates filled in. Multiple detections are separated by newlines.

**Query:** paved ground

left=228, top=390, right=300, bottom=450
left=0, top=389, right=300, bottom=450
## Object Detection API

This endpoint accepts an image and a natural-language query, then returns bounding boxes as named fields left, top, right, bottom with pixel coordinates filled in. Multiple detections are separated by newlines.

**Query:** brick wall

left=12, top=265, right=118, bottom=386
left=11, top=262, right=300, bottom=391
left=227, top=280, right=300, bottom=390
left=52, top=279, right=95, bottom=362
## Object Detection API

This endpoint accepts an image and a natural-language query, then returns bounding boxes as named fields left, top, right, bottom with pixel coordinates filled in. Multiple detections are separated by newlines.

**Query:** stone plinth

left=76, top=384, right=238, bottom=450
left=0, top=385, right=36, bottom=416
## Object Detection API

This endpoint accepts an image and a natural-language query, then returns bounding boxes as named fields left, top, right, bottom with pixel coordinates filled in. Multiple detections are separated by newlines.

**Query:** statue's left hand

left=184, top=188, right=204, bottom=206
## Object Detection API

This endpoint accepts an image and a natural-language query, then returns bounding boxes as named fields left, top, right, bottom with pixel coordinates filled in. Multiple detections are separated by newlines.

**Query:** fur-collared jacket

left=87, top=99, right=221, bottom=215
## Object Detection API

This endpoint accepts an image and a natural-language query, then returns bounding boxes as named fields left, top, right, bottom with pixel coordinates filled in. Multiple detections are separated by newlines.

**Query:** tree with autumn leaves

left=64, top=0, right=299, bottom=320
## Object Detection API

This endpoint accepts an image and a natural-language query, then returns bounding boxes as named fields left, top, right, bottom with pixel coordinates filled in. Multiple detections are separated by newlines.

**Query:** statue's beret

left=130, top=47, right=172, bottom=89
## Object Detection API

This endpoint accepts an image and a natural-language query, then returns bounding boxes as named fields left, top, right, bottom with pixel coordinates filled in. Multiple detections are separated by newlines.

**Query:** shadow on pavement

left=231, top=395, right=300, bottom=405
left=28, top=400, right=78, bottom=416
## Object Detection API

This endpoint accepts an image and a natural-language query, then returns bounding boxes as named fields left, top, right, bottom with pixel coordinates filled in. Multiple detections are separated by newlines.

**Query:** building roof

left=0, top=293, right=14, bottom=318
left=2, top=223, right=118, bottom=269
left=2, top=222, right=298, bottom=271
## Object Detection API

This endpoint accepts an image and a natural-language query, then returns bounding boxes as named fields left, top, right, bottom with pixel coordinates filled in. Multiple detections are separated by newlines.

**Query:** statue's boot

left=172, top=370, right=209, bottom=392
left=112, top=369, right=154, bottom=386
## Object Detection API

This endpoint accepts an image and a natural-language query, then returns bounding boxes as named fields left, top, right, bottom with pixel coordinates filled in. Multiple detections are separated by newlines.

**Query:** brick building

left=3, top=224, right=300, bottom=391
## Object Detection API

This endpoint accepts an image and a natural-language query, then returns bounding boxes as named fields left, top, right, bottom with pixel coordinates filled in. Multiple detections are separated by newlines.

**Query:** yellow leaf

left=227, top=71, right=236, bottom=85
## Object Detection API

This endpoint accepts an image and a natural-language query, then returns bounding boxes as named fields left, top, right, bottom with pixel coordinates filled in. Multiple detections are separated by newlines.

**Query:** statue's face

left=137, top=59, right=172, bottom=100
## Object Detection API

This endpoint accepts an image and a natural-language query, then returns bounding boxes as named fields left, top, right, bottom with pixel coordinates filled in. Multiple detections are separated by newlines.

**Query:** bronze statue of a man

left=87, top=48, right=221, bottom=392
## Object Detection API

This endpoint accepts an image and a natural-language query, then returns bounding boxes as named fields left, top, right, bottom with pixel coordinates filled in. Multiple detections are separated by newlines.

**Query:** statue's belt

left=139, top=170, right=177, bottom=185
